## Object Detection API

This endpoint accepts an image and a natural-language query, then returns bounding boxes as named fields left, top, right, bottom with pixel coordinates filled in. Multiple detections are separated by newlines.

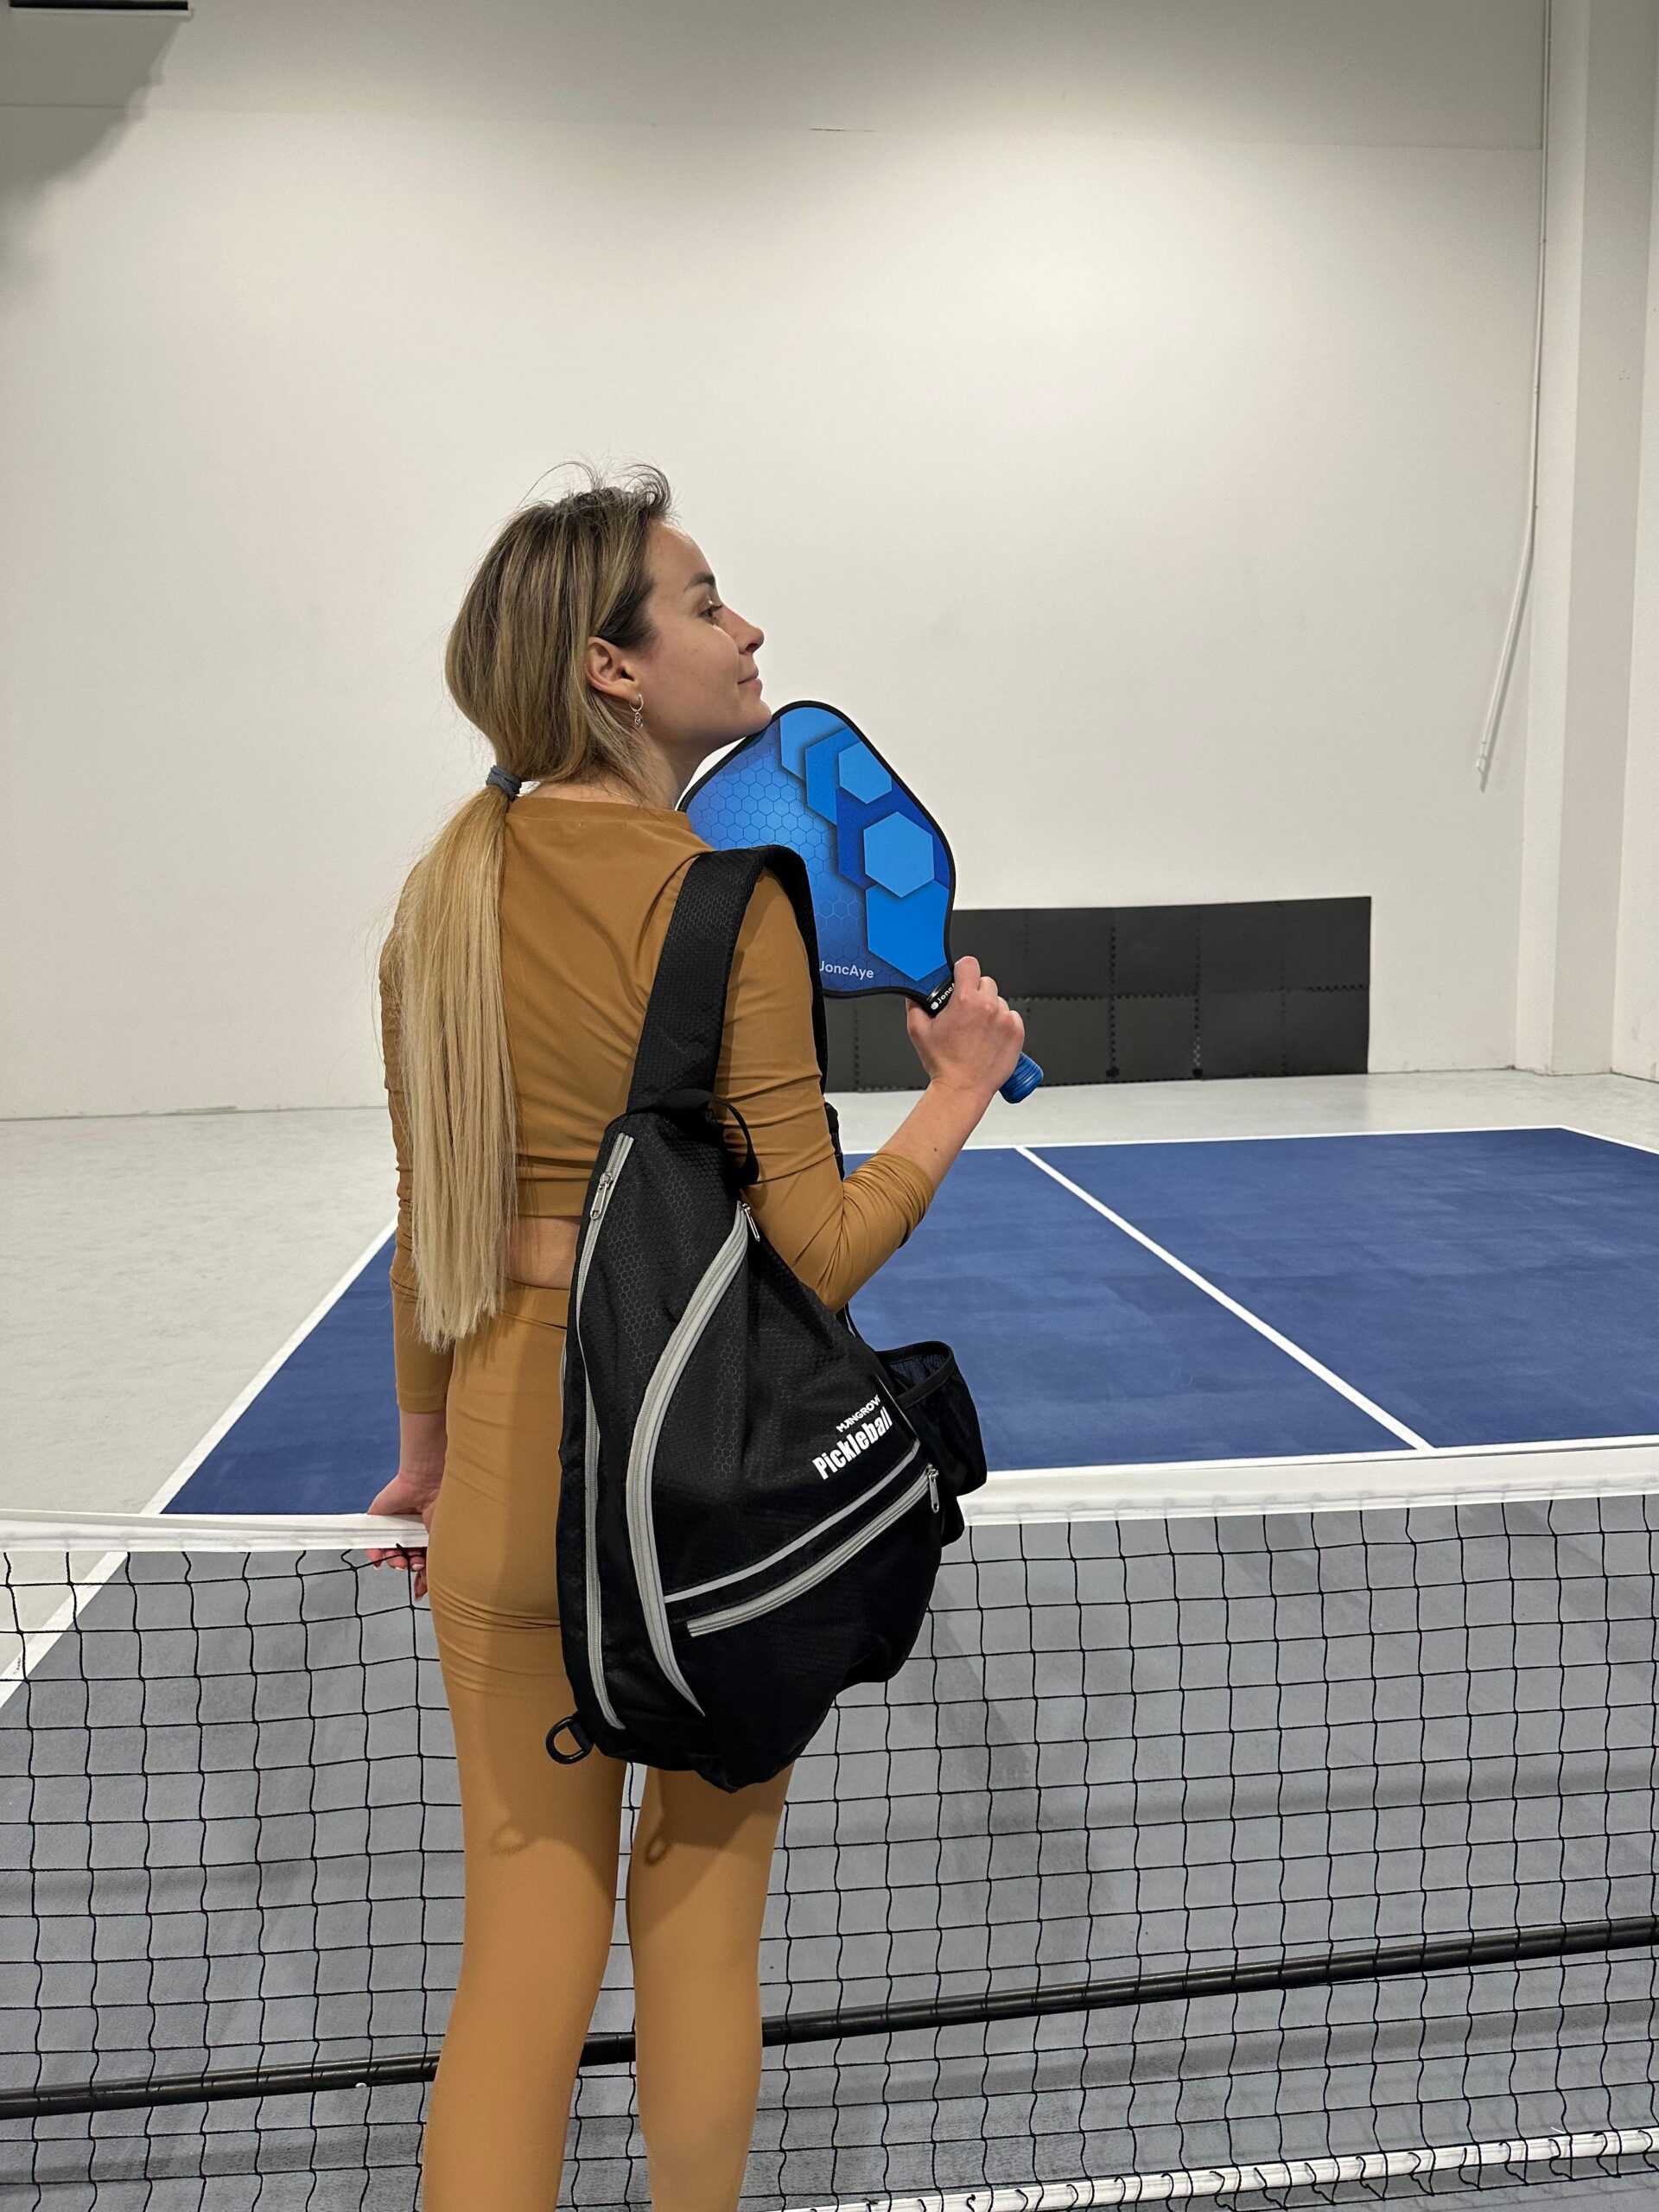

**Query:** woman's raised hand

left=905, top=955, right=1026, bottom=1099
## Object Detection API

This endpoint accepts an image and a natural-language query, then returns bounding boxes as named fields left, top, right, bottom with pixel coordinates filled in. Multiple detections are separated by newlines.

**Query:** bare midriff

left=506, top=1214, right=582, bottom=1292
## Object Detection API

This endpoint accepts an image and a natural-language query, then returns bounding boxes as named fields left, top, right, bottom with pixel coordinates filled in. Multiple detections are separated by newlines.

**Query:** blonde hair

left=385, top=462, right=674, bottom=1351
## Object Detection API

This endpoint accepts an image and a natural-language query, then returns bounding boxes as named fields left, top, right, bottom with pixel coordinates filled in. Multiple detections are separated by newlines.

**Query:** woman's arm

left=710, top=868, right=970, bottom=1310
left=871, top=1070, right=993, bottom=1192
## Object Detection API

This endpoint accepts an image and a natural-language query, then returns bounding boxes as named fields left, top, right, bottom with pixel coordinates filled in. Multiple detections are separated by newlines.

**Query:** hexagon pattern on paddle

left=682, top=700, right=1043, bottom=1103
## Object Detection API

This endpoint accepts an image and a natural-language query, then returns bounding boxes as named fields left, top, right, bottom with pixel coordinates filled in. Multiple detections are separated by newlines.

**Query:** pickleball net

left=3, top=1479, right=1659, bottom=2210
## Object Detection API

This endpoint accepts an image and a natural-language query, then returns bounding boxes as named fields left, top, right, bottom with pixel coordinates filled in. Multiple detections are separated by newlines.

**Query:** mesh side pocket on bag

left=878, top=1340, right=988, bottom=1544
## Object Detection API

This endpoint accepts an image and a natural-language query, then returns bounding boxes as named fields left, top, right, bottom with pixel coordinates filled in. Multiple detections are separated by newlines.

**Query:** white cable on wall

left=1475, top=0, right=1553, bottom=790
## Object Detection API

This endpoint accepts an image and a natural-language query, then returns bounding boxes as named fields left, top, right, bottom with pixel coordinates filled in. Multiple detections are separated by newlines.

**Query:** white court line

left=1014, top=1146, right=1433, bottom=1453
left=0, top=1575, right=121, bottom=1716
left=989, top=1121, right=1565, bottom=1151
left=785, top=2122, right=1659, bottom=2210
left=1559, top=1122, right=1659, bottom=1161
left=0, top=1220, right=398, bottom=1714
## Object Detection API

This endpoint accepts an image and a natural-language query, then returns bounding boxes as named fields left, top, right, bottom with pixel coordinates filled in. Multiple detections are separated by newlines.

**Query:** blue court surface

left=168, top=1124, right=1659, bottom=1516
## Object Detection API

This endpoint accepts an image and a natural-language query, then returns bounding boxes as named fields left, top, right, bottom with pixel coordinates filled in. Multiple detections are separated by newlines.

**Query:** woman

left=365, top=464, right=1024, bottom=2211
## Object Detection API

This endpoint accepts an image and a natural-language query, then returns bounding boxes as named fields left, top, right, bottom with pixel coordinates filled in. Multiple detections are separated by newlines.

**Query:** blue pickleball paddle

left=680, top=700, right=1044, bottom=1104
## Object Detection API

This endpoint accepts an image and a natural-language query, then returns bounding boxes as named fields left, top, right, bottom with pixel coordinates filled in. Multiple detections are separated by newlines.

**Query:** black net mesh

left=3, top=1491, right=1659, bottom=2209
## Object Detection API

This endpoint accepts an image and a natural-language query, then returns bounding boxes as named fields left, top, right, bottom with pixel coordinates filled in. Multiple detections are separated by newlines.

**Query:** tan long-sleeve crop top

left=378, top=789, right=938, bottom=1413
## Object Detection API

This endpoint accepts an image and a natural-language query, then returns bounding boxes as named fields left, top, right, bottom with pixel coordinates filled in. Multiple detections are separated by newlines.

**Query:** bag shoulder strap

left=626, top=846, right=839, bottom=1164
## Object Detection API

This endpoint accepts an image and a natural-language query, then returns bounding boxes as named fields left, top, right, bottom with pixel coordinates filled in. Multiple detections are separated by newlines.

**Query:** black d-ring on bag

left=545, top=844, right=988, bottom=1791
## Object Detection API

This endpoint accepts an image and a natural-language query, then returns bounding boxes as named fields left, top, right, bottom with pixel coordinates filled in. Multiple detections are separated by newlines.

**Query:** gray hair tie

left=486, top=765, right=524, bottom=801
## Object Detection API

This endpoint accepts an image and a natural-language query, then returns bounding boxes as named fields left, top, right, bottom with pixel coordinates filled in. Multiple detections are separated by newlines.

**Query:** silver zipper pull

left=741, top=1202, right=760, bottom=1242
left=927, top=1465, right=939, bottom=1512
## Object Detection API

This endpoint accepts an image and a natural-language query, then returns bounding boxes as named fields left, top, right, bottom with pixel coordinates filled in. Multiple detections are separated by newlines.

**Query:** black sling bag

left=546, top=844, right=987, bottom=1792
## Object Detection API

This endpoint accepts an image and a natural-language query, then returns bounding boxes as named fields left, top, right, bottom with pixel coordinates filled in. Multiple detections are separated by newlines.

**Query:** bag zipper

left=572, top=1129, right=633, bottom=1733
left=624, top=1203, right=751, bottom=1710
left=684, top=1463, right=938, bottom=1639
left=664, top=1438, right=921, bottom=1606
left=582, top=1370, right=620, bottom=1730
left=578, top=1131, right=635, bottom=1299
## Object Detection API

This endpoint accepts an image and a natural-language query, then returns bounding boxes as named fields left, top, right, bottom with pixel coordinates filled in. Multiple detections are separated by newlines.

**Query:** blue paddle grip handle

left=1000, top=1052, right=1045, bottom=1104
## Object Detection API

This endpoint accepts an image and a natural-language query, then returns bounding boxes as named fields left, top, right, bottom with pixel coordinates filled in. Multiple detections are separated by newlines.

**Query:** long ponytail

left=384, top=462, right=674, bottom=1351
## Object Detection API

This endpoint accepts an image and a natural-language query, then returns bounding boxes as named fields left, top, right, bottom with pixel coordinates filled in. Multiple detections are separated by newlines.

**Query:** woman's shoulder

left=553, top=801, right=700, bottom=848
left=502, top=798, right=805, bottom=954
left=501, top=798, right=712, bottom=938
left=508, top=792, right=704, bottom=861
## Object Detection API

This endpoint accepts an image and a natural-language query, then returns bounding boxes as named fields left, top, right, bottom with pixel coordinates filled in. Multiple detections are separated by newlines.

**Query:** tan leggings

left=421, top=1280, right=791, bottom=2212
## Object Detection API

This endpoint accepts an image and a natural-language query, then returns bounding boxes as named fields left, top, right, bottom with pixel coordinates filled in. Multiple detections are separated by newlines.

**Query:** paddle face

left=681, top=701, right=959, bottom=1012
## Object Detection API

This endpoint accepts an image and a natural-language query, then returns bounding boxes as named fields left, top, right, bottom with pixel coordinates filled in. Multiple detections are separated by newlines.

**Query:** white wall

left=1617, top=9, right=1659, bottom=1079
left=0, top=1, right=1555, bottom=1116
left=1516, top=0, right=1656, bottom=1076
